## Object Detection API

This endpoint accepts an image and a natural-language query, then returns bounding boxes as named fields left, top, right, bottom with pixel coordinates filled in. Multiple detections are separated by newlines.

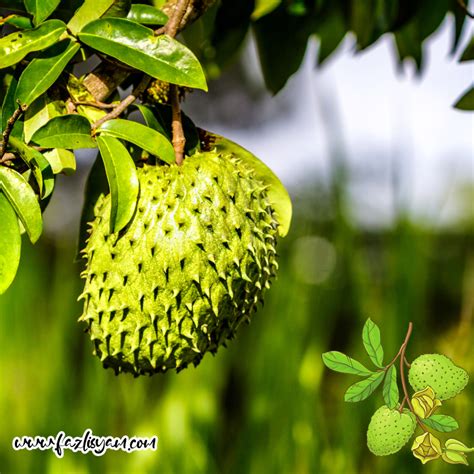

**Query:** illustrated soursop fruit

left=79, top=151, right=281, bottom=375
left=408, top=354, right=469, bottom=400
left=367, top=406, right=417, bottom=456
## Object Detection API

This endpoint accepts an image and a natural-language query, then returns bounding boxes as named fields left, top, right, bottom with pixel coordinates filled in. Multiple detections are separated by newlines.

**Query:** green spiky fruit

left=408, top=354, right=469, bottom=400
left=79, top=151, right=279, bottom=375
left=367, top=406, right=416, bottom=456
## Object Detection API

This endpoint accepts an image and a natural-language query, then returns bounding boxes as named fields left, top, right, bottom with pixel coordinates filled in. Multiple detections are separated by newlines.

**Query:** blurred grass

left=0, top=177, right=473, bottom=474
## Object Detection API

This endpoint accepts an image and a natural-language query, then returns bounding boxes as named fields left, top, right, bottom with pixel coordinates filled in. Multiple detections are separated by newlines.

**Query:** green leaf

left=67, top=0, right=115, bottom=35
left=423, top=415, right=459, bottom=433
left=252, top=0, right=281, bottom=20
left=127, top=4, right=168, bottom=25
left=96, top=135, right=139, bottom=233
left=78, top=18, right=208, bottom=90
left=362, top=318, right=384, bottom=368
left=103, top=0, right=132, bottom=18
left=322, top=351, right=374, bottom=376
left=0, top=167, right=42, bottom=243
left=76, top=154, right=108, bottom=261
left=15, top=40, right=80, bottom=107
left=23, top=95, right=66, bottom=143
left=8, top=136, right=55, bottom=199
left=382, top=366, right=399, bottom=409
left=454, top=86, right=474, bottom=111
left=24, top=0, right=61, bottom=25
left=0, top=193, right=21, bottom=295
left=0, top=20, right=67, bottom=69
left=43, top=148, right=76, bottom=175
left=205, top=130, right=292, bottom=237
left=1, top=14, right=33, bottom=29
left=97, top=119, right=175, bottom=164
left=344, top=372, right=385, bottom=402
left=459, top=36, right=474, bottom=63
left=31, top=115, right=96, bottom=149
left=1, top=75, right=19, bottom=134
left=135, top=104, right=167, bottom=135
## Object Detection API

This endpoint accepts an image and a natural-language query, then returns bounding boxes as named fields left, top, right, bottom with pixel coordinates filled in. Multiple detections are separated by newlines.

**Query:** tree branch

left=171, top=85, right=185, bottom=165
left=0, top=102, right=27, bottom=160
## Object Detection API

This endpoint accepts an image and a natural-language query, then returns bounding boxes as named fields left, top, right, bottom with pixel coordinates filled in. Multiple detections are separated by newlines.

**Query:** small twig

left=165, top=0, right=190, bottom=37
left=154, top=26, right=166, bottom=36
left=65, top=99, right=77, bottom=114
left=403, top=356, right=411, bottom=368
left=73, top=100, right=116, bottom=110
left=0, top=101, right=27, bottom=160
left=92, top=75, right=151, bottom=130
left=457, top=0, right=474, bottom=18
left=171, top=84, right=185, bottom=165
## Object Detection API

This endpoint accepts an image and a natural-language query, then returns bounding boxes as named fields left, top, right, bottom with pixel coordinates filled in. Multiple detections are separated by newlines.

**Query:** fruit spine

left=79, top=151, right=279, bottom=376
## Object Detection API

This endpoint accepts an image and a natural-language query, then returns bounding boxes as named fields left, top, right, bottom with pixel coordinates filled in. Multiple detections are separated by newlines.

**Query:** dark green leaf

left=0, top=167, right=42, bottom=243
left=67, top=0, right=115, bottom=34
left=0, top=20, right=67, bottom=69
left=252, top=0, right=281, bottom=19
left=15, top=40, right=80, bottom=107
left=76, top=154, right=108, bottom=261
left=24, top=0, right=61, bottom=25
left=1, top=14, right=33, bottom=29
left=322, top=351, right=374, bottom=376
left=204, top=129, right=292, bottom=237
left=1, top=75, right=18, bottom=134
left=362, top=318, right=384, bottom=368
left=96, top=135, right=139, bottom=233
left=43, top=148, right=76, bottom=175
left=127, top=4, right=168, bottom=25
left=423, top=415, right=459, bottom=433
left=135, top=104, right=167, bottom=135
left=31, top=115, right=96, bottom=149
left=8, top=136, right=55, bottom=199
left=460, top=35, right=474, bottom=62
left=0, top=192, right=21, bottom=295
left=314, top=4, right=346, bottom=65
left=97, top=119, right=175, bottom=164
left=78, top=18, right=207, bottom=90
left=344, top=372, right=385, bottom=402
left=453, top=86, right=474, bottom=111
left=382, top=366, right=399, bottom=409
left=103, top=0, right=132, bottom=18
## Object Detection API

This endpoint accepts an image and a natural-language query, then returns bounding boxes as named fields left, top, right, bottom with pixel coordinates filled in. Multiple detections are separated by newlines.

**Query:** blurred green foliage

left=1, top=174, right=472, bottom=473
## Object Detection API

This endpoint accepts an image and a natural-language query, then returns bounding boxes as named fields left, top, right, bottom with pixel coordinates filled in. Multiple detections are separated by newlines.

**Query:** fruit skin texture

left=79, top=151, right=279, bottom=376
left=408, top=354, right=469, bottom=400
left=367, top=406, right=417, bottom=456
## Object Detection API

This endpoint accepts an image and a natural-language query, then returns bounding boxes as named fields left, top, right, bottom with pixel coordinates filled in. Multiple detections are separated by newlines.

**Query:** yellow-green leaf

left=67, top=0, right=116, bottom=35
left=24, top=0, right=61, bottom=25
left=43, top=149, right=76, bottom=175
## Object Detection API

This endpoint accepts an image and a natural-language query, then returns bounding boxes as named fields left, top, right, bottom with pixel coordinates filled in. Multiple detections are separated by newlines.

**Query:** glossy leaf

left=97, top=135, right=139, bottom=233
left=206, top=130, right=292, bottom=237
left=31, top=115, right=96, bottom=149
left=453, top=86, right=474, bottom=111
left=460, top=35, right=474, bottom=62
left=15, top=40, right=80, bottom=107
left=127, top=4, right=168, bottom=25
left=24, top=0, right=61, bottom=25
left=43, top=148, right=76, bottom=175
left=344, top=372, right=385, bottom=402
left=0, top=20, right=67, bottom=69
left=0, top=193, right=21, bottom=295
left=8, top=136, right=55, bottom=199
left=322, top=351, right=373, bottom=376
left=423, top=415, right=459, bottom=433
left=1, top=14, right=33, bottom=29
left=103, top=0, right=132, bottom=18
left=382, top=366, right=399, bottom=409
left=23, top=95, right=65, bottom=143
left=79, top=18, right=207, bottom=90
left=362, top=318, right=384, bottom=368
left=0, top=167, right=42, bottom=243
left=135, top=104, right=167, bottom=135
left=67, top=0, right=115, bottom=35
left=97, top=119, right=175, bottom=164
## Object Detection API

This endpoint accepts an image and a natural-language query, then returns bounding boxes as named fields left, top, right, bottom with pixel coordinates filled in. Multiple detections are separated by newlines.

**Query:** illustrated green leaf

left=127, top=4, right=168, bottom=25
left=460, top=35, right=474, bottom=62
left=15, top=40, right=80, bottom=107
left=0, top=20, right=67, bottom=69
left=0, top=193, right=21, bottom=295
left=344, top=372, right=385, bottom=402
left=96, top=135, right=139, bottom=233
left=322, top=351, right=374, bottom=376
left=24, top=0, right=61, bottom=25
left=43, top=148, right=76, bottom=175
left=382, top=365, right=399, bottom=409
left=0, top=167, right=42, bottom=244
left=23, top=95, right=65, bottom=143
left=362, top=318, right=384, bottom=368
left=31, top=115, right=96, bottom=149
left=8, top=136, right=55, bottom=199
left=97, top=119, right=175, bottom=164
left=205, top=130, right=292, bottom=237
left=423, top=415, right=459, bottom=433
left=454, top=86, right=474, bottom=111
left=76, top=154, right=108, bottom=261
left=78, top=18, right=208, bottom=90
left=67, top=0, right=115, bottom=35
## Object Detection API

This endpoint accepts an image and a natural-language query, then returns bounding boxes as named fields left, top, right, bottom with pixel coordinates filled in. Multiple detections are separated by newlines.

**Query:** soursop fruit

left=408, top=354, right=469, bottom=400
left=79, top=151, right=281, bottom=375
left=367, top=406, right=417, bottom=456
